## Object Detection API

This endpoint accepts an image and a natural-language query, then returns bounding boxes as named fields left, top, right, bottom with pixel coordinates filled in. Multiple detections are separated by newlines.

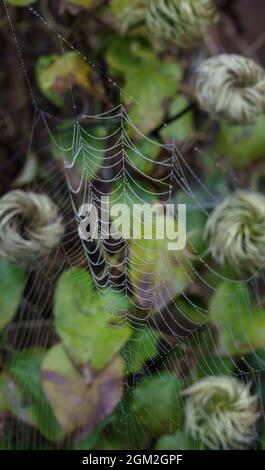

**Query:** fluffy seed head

left=147, top=0, right=218, bottom=48
left=196, top=54, right=265, bottom=124
left=113, top=0, right=218, bottom=48
left=0, top=190, right=64, bottom=268
left=182, top=375, right=259, bottom=449
left=204, top=191, right=265, bottom=274
left=112, top=0, right=148, bottom=33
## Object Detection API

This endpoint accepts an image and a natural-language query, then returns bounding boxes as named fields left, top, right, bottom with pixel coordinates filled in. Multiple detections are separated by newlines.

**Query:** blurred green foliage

left=107, top=37, right=182, bottom=135
left=1, top=0, right=265, bottom=452
left=217, top=115, right=265, bottom=168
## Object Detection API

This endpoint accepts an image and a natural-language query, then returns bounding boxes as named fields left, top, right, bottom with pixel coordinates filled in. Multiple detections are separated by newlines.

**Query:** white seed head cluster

left=113, top=0, right=217, bottom=48
left=147, top=0, right=218, bottom=48
left=182, top=376, right=259, bottom=449
left=112, top=0, right=149, bottom=34
left=196, top=54, right=265, bottom=124
left=204, top=191, right=265, bottom=274
left=0, top=190, right=64, bottom=268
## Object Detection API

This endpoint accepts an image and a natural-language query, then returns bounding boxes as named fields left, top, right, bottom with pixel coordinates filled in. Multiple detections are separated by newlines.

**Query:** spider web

left=0, top=0, right=265, bottom=451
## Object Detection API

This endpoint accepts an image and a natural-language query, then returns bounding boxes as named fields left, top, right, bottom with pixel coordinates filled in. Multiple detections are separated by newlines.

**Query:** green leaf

left=109, top=178, right=157, bottom=241
left=129, top=216, right=192, bottom=311
left=54, top=268, right=131, bottom=369
left=125, top=137, right=160, bottom=175
left=107, top=37, right=182, bottom=135
left=97, top=288, right=130, bottom=320
left=161, top=95, right=194, bottom=143
left=172, top=297, right=208, bottom=324
left=0, top=258, right=26, bottom=332
left=217, top=115, right=265, bottom=168
left=0, top=374, right=10, bottom=413
left=36, top=52, right=92, bottom=107
left=0, top=372, right=43, bottom=429
left=132, top=373, right=183, bottom=437
left=5, top=0, right=37, bottom=6
left=94, top=393, right=152, bottom=450
left=1, top=375, right=36, bottom=428
left=196, top=355, right=235, bottom=378
left=123, top=326, right=160, bottom=374
left=260, top=431, right=265, bottom=450
left=8, top=349, right=62, bottom=441
left=41, top=343, right=124, bottom=436
left=67, top=0, right=101, bottom=8
left=175, top=190, right=208, bottom=256
left=72, top=422, right=106, bottom=450
left=155, top=431, right=201, bottom=450
left=240, top=351, right=265, bottom=420
left=210, top=281, right=265, bottom=355
left=242, top=349, right=265, bottom=372
left=198, top=151, right=231, bottom=202
left=52, top=123, right=106, bottom=181
left=110, top=178, right=156, bottom=210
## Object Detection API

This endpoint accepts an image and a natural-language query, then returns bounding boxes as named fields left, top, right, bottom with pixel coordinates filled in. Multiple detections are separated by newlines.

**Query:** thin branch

left=151, top=102, right=196, bottom=137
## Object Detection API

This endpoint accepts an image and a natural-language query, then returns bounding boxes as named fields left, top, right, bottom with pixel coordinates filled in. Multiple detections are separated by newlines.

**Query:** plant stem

left=151, top=102, right=196, bottom=137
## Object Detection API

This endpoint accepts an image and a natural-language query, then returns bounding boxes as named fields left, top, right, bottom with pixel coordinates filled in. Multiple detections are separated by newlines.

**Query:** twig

left=151, top=102, right=196, bottom=137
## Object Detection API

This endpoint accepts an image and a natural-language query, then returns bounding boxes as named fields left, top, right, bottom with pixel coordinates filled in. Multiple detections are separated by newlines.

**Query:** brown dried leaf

left=41, top=344, right=124, bottom=437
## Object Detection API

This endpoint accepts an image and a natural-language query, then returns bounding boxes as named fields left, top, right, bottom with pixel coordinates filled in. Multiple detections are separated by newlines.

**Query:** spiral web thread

left=0, top=0, right=265, bottom=450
